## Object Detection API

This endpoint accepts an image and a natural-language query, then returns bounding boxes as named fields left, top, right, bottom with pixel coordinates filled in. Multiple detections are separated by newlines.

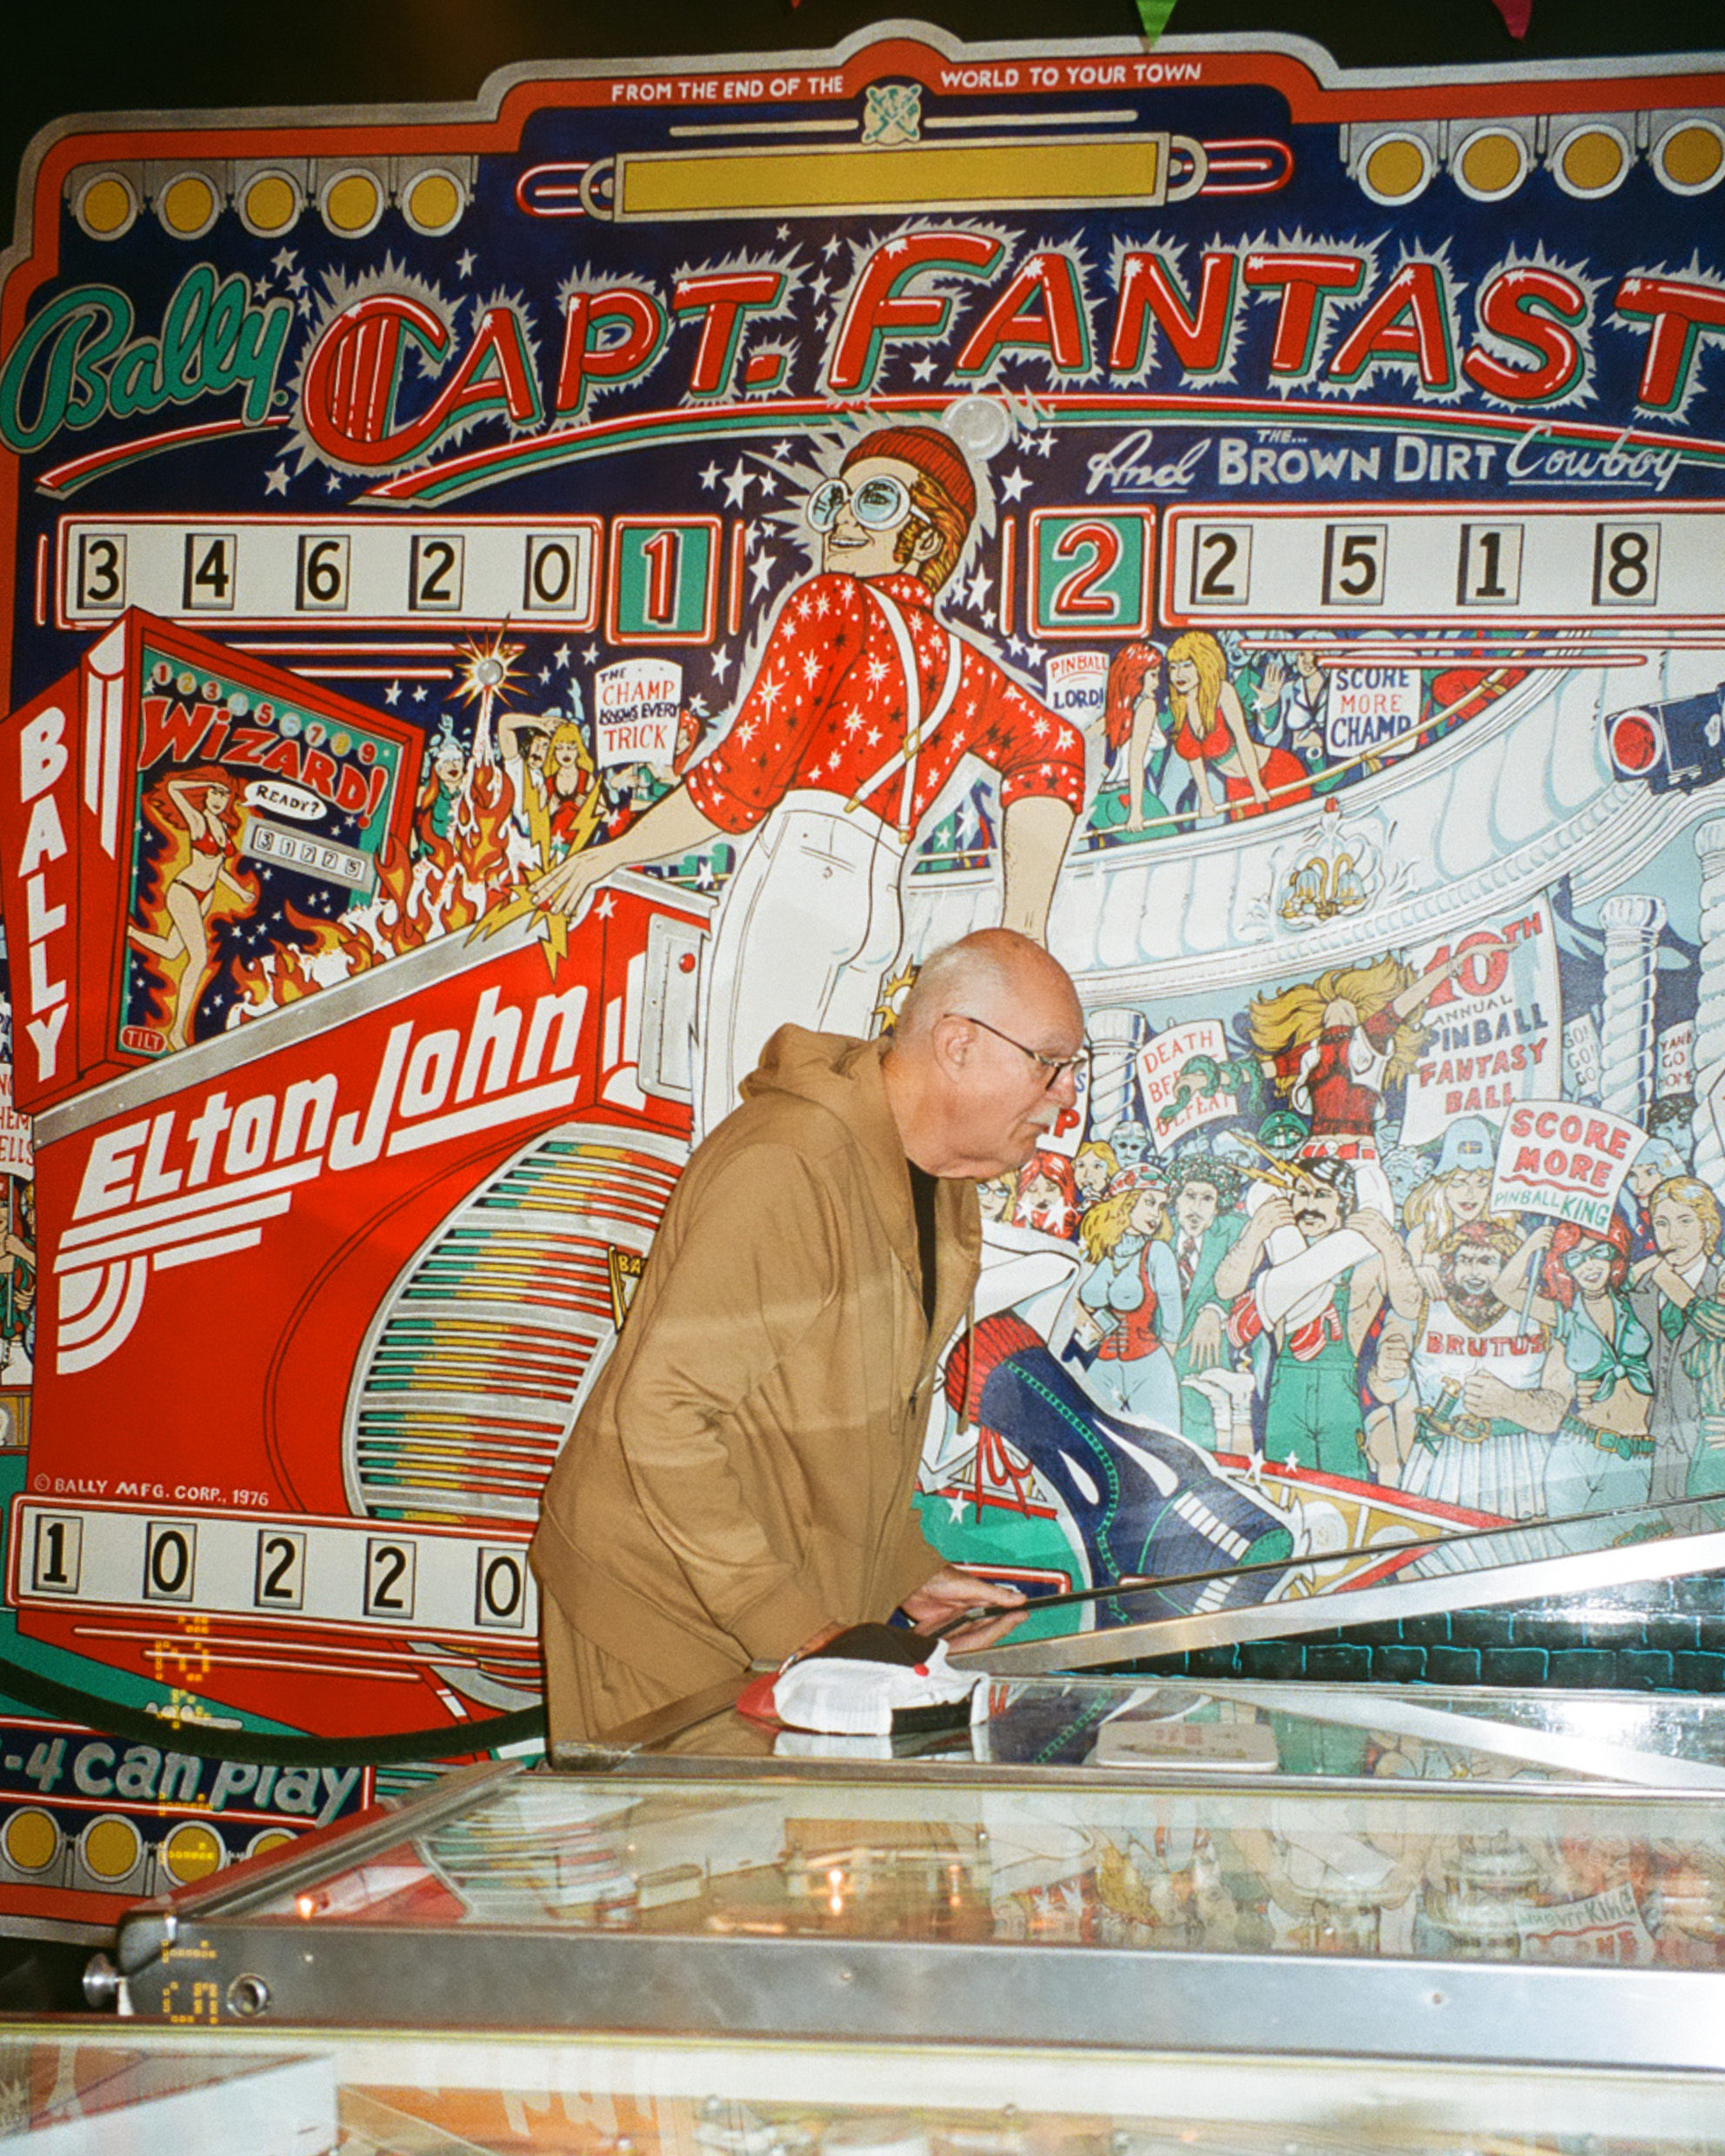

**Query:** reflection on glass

left=21, top=2032, right=1725, bottom=2156
left=982, top=1494, right=1725, bottom=1646
left=256, top=1756, right=1725, bottom=1972
left=651, top=1675, right=1725, bottom=1786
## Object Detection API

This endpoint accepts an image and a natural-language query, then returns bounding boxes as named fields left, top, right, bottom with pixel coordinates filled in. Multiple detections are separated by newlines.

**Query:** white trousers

left=696, top=793, right=908, bottom=1139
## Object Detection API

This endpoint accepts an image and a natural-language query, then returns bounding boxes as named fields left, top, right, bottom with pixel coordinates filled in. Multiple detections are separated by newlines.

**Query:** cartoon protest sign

left=1137, top=1018, right=1241, bottom=1151
left=1399, top=899, right=1561, bottom=1145
left=1491, top=1099, right=1641, bottom=1234
left=595, top=660, right=682, bottom=769
left=0, top=23, right=1722, bottom=1921
left=1324, top=663, right=1422, bottom=764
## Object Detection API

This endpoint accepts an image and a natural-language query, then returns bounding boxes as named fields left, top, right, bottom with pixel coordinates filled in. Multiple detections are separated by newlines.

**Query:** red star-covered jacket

left=684, top=569, right=1086, bottom=836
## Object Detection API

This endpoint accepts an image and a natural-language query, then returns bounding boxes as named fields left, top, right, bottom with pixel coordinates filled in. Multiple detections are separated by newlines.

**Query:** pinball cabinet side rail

left=110, top=1919, right=1725, bottom=2071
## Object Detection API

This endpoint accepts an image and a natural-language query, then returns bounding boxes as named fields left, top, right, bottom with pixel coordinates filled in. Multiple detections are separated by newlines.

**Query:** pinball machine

left=88, top=1663, right=1725, bottom=2138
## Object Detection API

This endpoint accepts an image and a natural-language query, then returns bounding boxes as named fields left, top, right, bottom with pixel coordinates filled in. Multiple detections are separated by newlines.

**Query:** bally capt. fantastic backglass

left=0, top=16, right=1722, bottom=1932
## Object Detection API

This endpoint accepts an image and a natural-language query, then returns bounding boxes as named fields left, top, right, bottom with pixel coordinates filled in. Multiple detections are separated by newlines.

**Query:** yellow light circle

left=1655, top=121, right=1725, bottom=193
left=77, top=175, right=136, bottom=238
left=160, top=172, right=219, bottom=238
left=1456, top=130, right=1526, bottom=199
left=323, top=170, right=383, bottom=236
left=3, top=1807, right=59, bottom=1873
left=248, top=1827, right=295, bottom=1862
left=404, top=170, right=463, bottom=235
left=80, top=1814, right=143, bottom=1882
left=1555, top=126, right=1628, bottom=196
left=1361, top=136, right=1431, bottom=203
left=160, top=1820, right=225, bottom=1886
left=241, top=172, right=299, bottom=235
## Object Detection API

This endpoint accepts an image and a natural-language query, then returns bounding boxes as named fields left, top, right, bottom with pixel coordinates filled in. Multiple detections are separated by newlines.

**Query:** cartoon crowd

left=938, top=946, right=1723, bottom=1598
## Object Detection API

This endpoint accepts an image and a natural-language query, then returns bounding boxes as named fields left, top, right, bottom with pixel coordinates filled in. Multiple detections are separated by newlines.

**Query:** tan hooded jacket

left=530, top=1026, right=982, bottom=1707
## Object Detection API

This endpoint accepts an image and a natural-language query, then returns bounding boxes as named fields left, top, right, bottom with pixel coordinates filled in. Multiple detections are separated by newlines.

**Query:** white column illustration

left=1691, top=822, right=1725, bottom=1191
left=1597, top=893, right=1666, bottom=1130
left=1087, top=1005, right=1149, bottom=1134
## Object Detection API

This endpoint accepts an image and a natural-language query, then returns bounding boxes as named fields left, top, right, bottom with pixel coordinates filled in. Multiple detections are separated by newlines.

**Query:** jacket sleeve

left=967, top=655, right=1088, bottom=814
left=1148, top=1239, right=1184, bottom=1345
left=605, top=1141, right=846, bottom=1657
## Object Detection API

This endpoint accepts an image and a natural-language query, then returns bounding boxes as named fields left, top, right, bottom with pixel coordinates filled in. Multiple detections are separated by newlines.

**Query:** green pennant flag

left=1134, top=0, right=1179, bottom=43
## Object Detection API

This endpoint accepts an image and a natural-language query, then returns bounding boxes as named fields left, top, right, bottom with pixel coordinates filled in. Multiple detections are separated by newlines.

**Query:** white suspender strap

left=849, top=583, right=963, bottom=838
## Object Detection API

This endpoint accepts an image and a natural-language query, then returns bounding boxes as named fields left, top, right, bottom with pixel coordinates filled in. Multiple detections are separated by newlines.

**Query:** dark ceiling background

left=3, top=0, right=1722, bottom=201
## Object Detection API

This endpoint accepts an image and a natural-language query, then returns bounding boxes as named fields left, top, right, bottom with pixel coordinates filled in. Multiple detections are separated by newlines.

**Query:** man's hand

left=1462, top=1368, right=1519, bottom=1421
left=900, top=1564, right=1027, bottom=1652
left=529, top=845, right=609, bottom=918
left=1257, top=1194, right=1298, bottom=1238
left=1372, top=1316, right=1413, bottom=1401
left=1186, top=1301, right=1225, bottom=1372
left=1632, top=1253, right=1695, bottom=1309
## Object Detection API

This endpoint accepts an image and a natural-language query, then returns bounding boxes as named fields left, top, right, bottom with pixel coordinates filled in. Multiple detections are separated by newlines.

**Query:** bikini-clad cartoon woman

left=1495, top=1218, right=1655, bottom=1519
left=1100, top=642, right=1172, bottom=836
left=126, top=765, right=257, bottom=1053
left=1166, top=629, right=1312, bottom=823
left=544, top=718, right=603, bottom=861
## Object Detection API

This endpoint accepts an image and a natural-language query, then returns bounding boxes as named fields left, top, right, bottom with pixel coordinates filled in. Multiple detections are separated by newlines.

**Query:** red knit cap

left=842, top=426, right=976, bottom=526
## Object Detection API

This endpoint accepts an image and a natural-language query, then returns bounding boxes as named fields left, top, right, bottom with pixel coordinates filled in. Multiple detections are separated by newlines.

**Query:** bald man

left=531, top=928, right=1082, bottom=1742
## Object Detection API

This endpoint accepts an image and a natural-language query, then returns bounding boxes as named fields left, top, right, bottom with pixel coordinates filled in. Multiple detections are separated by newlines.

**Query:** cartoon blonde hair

left=1079, top=1182, right=1169, bottom=1265
left=1655, top=1175, right=1722, bottom=1256
left=1075, top=1138, right=1120, bottom=1187
left=549, top=718, right=593, bottom=782
left=1403, top=1164, right=1497, bottom=1248
left=1165, top=631, right=1228, bottom=733
left=1080, top=1188, right=1137, bottom=1265
left=1249, top=953, right=1427, bottom=1086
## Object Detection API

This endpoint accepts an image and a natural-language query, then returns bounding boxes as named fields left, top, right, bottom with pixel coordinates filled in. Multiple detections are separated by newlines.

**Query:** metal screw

left=227, top=1973, right=271, bottom=2018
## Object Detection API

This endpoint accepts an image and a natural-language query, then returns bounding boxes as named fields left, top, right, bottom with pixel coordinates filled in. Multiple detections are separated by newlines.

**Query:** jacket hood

left=741, top=1026, right=916, bottom=1264
left=740, top=1024, right=889, bottom=1121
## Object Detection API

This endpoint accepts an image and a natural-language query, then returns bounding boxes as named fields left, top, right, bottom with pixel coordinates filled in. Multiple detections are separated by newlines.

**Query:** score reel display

left=1162, top=502, right=1725, bottom=627
left=58, top=516, right=611, bottom=632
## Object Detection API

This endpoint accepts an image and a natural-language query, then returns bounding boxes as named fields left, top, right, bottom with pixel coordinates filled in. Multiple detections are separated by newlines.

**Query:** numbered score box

left=1160, top=503, right=1725, bottom=628
left=9, top=1500, right=536, bottom=1644
left=57, top=516, right=601, bottom=631
left=1028, top=509, right=1156, bottom=640
left=604, top=516, right=721, bottom=645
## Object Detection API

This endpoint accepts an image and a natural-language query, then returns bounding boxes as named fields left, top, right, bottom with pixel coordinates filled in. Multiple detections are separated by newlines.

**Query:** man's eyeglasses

left=953, top=1013, right=1089, bottom=1089
left=807, top=472, right=915, bottom=534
